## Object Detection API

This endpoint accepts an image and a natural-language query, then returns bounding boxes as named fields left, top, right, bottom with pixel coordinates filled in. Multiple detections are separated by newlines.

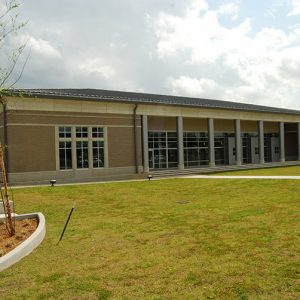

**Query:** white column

left=104, top=127, right=109, bottom=168
left=71, top=126, right=77, bottom=170
left=88, top=127, right=93, bottom=169
left=208, top=118, right=215, bottom=167
left=258, top=120, right=264, bottom=164
left=235, top=119, right=242, bottom=166
left=279, top=122, right=285, bottom=162
left=177, top=116, right=184, bottom=170
left=55, top=127, right=60, bottom=171
left=142, top=115, right=149, bottom=173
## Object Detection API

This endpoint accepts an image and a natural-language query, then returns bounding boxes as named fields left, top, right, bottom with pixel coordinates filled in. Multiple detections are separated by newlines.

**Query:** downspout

left=133, top=104, right=139, bottom=174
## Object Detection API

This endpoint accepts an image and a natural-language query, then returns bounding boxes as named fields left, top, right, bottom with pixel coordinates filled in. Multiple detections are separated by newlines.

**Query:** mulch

left=0, top=218, right=38, bottom=257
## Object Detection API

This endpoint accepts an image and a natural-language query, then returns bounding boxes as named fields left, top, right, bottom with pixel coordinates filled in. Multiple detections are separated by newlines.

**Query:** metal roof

left=6, top=88, right=300, bottom=115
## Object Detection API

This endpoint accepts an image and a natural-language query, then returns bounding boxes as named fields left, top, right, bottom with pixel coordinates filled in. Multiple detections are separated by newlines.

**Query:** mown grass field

left=0, top=178, right=299, bottom=299
left=214, top=165, right=300, bottom=176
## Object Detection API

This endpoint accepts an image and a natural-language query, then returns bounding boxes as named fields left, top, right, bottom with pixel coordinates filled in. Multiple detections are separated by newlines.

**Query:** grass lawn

left=212, top=165, right=300, bottom=176
left=0, top=178, right=299, bottom=299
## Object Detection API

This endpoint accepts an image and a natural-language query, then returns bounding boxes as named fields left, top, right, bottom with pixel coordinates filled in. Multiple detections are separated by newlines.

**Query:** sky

left=3, top=0, right=300, bottom=109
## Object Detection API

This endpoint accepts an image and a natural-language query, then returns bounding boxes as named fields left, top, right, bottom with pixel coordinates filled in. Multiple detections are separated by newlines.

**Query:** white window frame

left=56, top=125, right=108, bottom=171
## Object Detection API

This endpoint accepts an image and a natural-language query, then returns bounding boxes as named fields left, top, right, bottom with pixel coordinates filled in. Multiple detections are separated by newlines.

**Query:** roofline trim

left=4, top=89, right=300, bottom=116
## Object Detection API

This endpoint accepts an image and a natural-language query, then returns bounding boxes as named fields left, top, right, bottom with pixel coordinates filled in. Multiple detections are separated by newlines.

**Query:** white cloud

left=167, top=76, right=217, bottom=97
left=287, top=0, right=300, bottom=16
left=153, top=2, right=300, bottom=108
left=11, top=0, right=300, bottom=110
left=78, top=58, right=115, bottom=80
left=217, top=2, right=239, bottom=19
left=25, top=36, right=62, bottom=59
left=187, top=0, right=209, bottom=16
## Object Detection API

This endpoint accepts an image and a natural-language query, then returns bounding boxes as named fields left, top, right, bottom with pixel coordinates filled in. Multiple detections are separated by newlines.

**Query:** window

left=58, top=126, right=105, bottom=170
left=92, top=127, right=104, bottom=138
left=214, top=134, right=225, bottom=165
left=76, top=127, right=89, bottom=169
left=59, top=126, right=72, bottom=170
left=59, top=126, right=71, bottom=138
left=93, top=141, right=104, bottom=168
left=59, top=141, right=72, bottom=169
left=76, top=127, right=88, bottom=138
left=184, top=132, right=209, bottom=167
left=76, top=141, right=89, bottom=168
left=148, top=131, right=177, bottom=169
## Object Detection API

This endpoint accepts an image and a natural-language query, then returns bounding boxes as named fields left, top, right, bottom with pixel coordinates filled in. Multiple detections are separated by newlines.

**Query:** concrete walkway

left=8, top=174, right=300, bottom=189
left=182, top=175, right=300, bottom=179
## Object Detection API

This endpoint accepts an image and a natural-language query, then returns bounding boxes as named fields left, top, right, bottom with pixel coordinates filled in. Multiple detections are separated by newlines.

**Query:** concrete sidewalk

left=182, top=175, right=300, bottom=179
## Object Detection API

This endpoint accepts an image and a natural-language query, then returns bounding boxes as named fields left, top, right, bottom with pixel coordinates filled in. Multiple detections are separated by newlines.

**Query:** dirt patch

left=0, top=218, right=38, bottom=257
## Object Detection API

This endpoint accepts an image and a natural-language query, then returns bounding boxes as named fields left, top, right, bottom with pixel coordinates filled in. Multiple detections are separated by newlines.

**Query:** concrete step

left=150, top=161, right=300, bottom=178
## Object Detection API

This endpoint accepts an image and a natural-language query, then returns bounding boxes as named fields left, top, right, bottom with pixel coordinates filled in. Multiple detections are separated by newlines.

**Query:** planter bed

left=0, top=213, right=46, bottom=272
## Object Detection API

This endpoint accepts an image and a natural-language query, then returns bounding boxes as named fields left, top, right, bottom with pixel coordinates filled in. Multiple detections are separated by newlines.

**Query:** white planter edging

left=0, top=212, right=46, bottom=272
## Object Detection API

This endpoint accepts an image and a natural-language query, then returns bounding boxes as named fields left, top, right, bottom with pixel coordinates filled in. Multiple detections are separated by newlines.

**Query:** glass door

left=154, top=149, right=167, bottom=169
left=149, top=149, right=154, bottom=169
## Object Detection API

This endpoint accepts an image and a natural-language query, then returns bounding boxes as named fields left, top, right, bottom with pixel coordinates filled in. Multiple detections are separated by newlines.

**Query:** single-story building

left=1, top=88, right=300, bottom=185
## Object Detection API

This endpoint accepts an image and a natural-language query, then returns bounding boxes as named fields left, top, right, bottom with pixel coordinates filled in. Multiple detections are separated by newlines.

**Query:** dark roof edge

left=3, top=88, right=300, bottom=116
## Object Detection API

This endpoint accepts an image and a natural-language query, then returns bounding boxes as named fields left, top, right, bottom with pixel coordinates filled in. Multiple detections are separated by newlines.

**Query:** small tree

left=0, top=0, right=28, bottom=91
left=0, top=0, right=27, bottom=236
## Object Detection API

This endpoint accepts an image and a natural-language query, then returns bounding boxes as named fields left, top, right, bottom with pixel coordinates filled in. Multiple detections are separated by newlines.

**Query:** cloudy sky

left=4, top=0, right=300, bottom=109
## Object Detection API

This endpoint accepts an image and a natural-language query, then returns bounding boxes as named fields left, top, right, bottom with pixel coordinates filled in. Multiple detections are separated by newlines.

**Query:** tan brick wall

left=2, top=108, right=293, bottom=176
left=6, top=110, right=143, bottom=173
left=147, top=117, right=281, bottom=133
left=215, top=119, right=235, bottom=132
left=107, top=127, right=142, bottom=167
left=7, top=110, right=138, bottom=127
left=264, top=122, right=279, bottom=133
left=240, top=121, right=279, bottom=133
left=240, top=121, right=258, bottom=132
left=183, top=118, right=208, bottom=131
left=148, top=116, right=176, bottom=131
left=8, top=125, right=56, bottom=173
left=285, top=132, right=297, bottom=160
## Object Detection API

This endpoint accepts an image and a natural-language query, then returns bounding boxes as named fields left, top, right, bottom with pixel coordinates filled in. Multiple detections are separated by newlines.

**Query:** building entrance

left=148, top=131, right=178, bottom=169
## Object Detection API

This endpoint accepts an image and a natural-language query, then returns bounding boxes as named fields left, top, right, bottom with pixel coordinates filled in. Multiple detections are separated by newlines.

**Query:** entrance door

left=154, top=149, right=167, bottom=169
left=149, top=149, right=168, bottom=169
left=149, top=149, right=154, bottom=169
left=242, top=137, right=252, bottom=164
left=271, top=137, right=280, bottom=162
left=228, top=137, right=236, bottom=165
left=251, top=137, right=259, bottom=163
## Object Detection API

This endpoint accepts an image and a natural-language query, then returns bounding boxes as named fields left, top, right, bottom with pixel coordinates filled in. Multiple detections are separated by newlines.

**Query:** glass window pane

left=59, top=126, right=72, bottom=138
left=59, top=141, right=72, bottom=169
left=92, top=127, right=104, bottom=138
left=92, top=140, right=104, bottom=168
left=76, top=141, right=89, bottom=168
left=76, top=127, right=88, bottom=138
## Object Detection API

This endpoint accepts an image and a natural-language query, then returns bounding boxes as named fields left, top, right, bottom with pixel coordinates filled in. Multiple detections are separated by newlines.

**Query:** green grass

left=0, top=178, right=299, bottom=299
left=212, top=165, right=300, bottom=176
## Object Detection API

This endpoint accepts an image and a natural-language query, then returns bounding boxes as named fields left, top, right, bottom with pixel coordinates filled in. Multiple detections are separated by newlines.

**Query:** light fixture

left=50, top=179, right=57, bottom=187
left=147, top=174, right=153, bottom=181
